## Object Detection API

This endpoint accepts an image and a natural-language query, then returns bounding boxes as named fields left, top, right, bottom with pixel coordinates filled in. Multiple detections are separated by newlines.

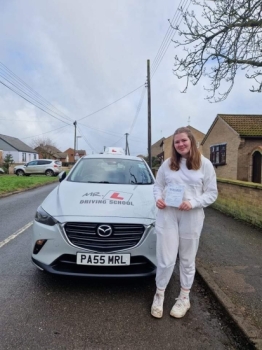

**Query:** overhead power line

left=0, top=62, right=72, bottom=122
left=0, top=80, right=71, bottom=126
left=0, top=74, right=72, bottom=125
left=77, top=125, right=98, bottom=153
left=129, top=86, right=146, bottom=135
left=77, top=84, right=144, bottom=121
left=78, top=122, right=126, bottom=138
left=78, top=122, right=144, bottom=143
left=151, top=0, right=192, bottom=78
left=151, top=0, right=184, bottom=73
left=111, top=135, right=125, bottom=147
left=21, top=124, right=70, bottom=139
left=0, top=119, right=52, bottom=122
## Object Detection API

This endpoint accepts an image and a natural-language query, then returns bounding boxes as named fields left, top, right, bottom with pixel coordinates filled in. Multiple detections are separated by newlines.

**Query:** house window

left=34, top=153, right=37, bottom=160
left=22, top=153, right=26, bottom=162
left=210, top=144, right=226, bottom=166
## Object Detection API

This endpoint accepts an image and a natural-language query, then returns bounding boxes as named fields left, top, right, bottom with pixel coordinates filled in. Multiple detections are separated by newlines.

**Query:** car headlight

left=35, top=206, right=58, bottom=226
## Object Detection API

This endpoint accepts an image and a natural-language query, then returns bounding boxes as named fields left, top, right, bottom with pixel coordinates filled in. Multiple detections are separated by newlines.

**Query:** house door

left=252, top=151, right=261, bottom=183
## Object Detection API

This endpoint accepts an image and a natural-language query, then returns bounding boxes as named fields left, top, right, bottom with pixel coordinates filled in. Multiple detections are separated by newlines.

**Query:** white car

left=32, top=148, right=157, bottom=277
left=14, top=159, right=62, bottom=176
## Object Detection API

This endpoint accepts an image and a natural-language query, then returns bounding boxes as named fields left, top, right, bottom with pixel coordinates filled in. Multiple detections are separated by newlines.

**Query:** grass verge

left=0, top=175, right=59, bottom=195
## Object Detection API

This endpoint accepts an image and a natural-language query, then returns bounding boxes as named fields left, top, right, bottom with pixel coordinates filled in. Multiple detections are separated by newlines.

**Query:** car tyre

left=45, top=169, right=54, bottom=177
left=16, top=170, right=25, bottom=176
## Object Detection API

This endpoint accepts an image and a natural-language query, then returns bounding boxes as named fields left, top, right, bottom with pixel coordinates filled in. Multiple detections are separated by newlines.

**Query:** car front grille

left=64, top=222, right=145, bottom=252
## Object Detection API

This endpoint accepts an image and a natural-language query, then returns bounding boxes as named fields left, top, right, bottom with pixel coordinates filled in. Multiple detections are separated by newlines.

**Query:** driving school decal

left=80, top=190, right=134, bottom=206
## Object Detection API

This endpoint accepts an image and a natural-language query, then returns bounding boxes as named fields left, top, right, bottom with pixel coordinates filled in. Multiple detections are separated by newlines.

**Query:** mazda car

left=32, top=148, right=157, bottom=277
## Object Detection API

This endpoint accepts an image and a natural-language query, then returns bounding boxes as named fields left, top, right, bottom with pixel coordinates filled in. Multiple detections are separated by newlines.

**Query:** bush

left=3, top=154, right=14, bottom=174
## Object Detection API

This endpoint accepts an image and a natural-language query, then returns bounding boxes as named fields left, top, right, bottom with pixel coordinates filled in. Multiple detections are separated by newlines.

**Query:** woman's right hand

left=156, top=199, right=166, bottom=209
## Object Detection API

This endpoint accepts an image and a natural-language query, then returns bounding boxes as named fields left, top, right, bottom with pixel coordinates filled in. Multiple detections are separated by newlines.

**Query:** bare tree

left=172, top=0, right=262, bottom=102
left=31, top=137, right=59, bottom=159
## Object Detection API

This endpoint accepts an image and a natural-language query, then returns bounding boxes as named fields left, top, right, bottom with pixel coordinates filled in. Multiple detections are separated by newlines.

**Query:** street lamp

left=75, top=136, right=82, bottom=161
left=76, top=136, right=82, bottom=151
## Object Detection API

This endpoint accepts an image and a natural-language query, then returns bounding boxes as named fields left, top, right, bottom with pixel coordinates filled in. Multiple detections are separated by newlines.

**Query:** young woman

left=151, top=127, right=218, bottom=319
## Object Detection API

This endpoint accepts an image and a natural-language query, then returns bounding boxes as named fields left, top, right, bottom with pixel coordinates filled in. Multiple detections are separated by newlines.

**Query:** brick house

left=201, top=114, right=262, bottom=183
left=64, top=148, right=87, bottom=163
left=35, top=145, right=68, bottom=162
left=151, top=137, right=165, bottom=163
left=160, top=125, right=205, bottom=161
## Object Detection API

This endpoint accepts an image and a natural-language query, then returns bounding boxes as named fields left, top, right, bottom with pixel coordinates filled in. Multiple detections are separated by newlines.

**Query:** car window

left=37, top=160, right=52, bottom=165
left=67, top=158, right=154, bottom=184
left=55, top=161, right=61, bottom=165
left=27, top=161, right=38, bottom=166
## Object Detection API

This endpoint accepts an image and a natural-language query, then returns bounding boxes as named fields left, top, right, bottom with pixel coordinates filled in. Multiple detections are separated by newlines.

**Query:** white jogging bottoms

left=155, top=206, right=204, bottom=290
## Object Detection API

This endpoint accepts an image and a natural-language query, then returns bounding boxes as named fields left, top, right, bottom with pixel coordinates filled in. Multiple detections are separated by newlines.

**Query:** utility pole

left=147, top=59, right=152, bottom=169
left=125, top=133, right=130, bottom=155
left=73, top=121, right=77, bottom=163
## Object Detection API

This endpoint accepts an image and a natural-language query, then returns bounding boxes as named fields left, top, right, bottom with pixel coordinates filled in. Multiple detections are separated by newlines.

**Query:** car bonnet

left=41, top=181, right=156, bottom=220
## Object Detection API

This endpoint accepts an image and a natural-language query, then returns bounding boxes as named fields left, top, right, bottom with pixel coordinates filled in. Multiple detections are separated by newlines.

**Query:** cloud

left=0, top=0, right=261, bottom=156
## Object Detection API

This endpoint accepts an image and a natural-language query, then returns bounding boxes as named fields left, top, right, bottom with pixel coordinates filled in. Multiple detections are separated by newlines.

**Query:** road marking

left=0, top=221, right=33, bottom=248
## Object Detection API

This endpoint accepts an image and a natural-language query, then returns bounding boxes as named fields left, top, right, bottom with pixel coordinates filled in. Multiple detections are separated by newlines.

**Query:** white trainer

left=151, top=292, right=164, bottom=318
left=170, top=297, right=190, bottom=318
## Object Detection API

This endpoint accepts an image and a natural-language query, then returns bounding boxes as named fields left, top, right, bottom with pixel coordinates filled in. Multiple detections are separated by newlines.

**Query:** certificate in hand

left=165, top=184, right=185, bottom=207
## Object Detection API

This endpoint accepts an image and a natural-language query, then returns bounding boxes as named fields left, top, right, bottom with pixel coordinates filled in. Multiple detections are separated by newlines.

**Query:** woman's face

left=174, top=132, right=191, bottom=158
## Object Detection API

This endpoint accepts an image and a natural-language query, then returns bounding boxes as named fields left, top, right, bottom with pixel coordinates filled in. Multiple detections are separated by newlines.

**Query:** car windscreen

left=67, top=158, right=154, bottom=184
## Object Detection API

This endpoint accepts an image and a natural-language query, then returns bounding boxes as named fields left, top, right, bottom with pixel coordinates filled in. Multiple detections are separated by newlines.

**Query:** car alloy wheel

left=45, top=169, right=54, bottom=176
left=16, top=170, right=24, bottom=176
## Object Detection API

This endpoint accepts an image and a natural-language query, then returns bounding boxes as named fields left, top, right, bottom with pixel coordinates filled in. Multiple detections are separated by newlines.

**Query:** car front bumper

left=32, top=219, right=157, bottom=277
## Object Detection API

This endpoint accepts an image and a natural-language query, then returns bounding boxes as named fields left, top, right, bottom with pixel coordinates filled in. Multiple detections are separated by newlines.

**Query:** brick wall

left=202, top=118, right=241, bottom=180
left=213, top=178, right=262, bottom=228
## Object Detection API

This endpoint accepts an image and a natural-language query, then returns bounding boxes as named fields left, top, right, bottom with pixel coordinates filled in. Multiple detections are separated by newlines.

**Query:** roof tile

left=219, top=114, right=262, bottom=136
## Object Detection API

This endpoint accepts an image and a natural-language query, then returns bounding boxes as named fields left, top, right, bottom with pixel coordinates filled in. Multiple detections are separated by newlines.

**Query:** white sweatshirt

left=153, top=155, right=218, bottom=209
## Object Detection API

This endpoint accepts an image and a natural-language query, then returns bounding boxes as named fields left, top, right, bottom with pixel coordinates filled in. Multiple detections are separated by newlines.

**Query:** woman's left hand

left=178, top=201, right=192, bottom=211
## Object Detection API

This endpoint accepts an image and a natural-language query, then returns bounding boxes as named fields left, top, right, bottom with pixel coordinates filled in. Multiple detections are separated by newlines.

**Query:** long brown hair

left=170, top=127, right=201, bottom=171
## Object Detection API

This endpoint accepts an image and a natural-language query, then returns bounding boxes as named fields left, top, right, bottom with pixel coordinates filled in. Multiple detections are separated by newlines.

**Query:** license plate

left=76, top=253, right=130, bottom=266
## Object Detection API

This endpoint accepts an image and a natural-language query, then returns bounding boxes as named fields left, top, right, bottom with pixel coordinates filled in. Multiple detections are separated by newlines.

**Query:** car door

left=36, top=160, right=49, bottom=174
left=25, top=160, right=38, bottom=174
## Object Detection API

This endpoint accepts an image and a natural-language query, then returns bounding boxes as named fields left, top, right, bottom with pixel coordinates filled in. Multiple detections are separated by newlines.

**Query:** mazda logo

left=97, top=224, right=113, bottom=237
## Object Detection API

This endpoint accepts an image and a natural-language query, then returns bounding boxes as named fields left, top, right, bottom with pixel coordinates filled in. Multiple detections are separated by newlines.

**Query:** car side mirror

left=59, top=171, right=67, bottom=182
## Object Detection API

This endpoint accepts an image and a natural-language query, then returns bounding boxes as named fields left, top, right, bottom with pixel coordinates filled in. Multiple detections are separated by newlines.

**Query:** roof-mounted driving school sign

left=104, top=147, right=125, bottom=155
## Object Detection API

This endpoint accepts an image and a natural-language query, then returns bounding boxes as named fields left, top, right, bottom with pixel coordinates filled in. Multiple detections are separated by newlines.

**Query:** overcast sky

left=1, top=0, right=262, bottom=156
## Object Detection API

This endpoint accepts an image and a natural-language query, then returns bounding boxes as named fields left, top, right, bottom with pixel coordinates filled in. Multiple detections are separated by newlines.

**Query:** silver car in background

left=14, top=159, right=62, bottom=176
left=32, top=148, right=157, bottom=277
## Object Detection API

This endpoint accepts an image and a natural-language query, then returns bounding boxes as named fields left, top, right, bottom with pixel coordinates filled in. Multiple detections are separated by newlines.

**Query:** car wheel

left=45, top=169, right=54, bottom=176
left=16, top=170, right=25, bottom=176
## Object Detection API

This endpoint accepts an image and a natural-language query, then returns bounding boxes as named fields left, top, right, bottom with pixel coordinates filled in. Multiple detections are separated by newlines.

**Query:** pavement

left=197, top=207, right=262, bottom=349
